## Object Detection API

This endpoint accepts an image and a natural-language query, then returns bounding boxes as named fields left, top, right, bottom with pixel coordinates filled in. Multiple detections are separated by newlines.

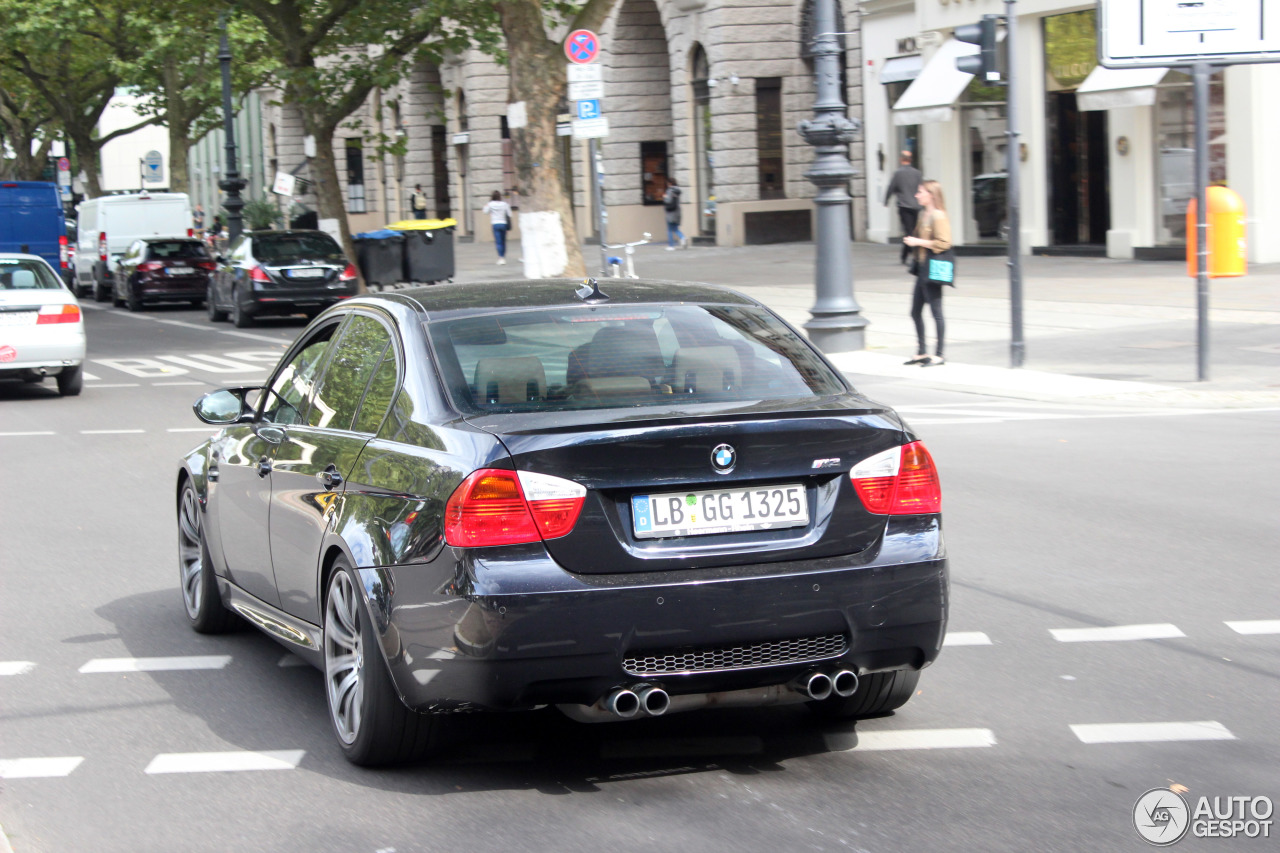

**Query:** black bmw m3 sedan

left=176, top=279, right=948, bottom=765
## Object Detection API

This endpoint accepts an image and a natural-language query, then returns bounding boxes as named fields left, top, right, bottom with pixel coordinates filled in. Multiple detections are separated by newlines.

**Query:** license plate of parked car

left=288, top=268, right=325, bottom=278
left=631, top=483, right=808, bottom=539
left=167, top=266, right=194, bottom=275
left=0, top=311, right=37, bottom=326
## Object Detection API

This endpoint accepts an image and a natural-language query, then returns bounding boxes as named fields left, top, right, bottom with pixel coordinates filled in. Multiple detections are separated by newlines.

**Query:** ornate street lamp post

left=218, top=13, right=247, bottom=241
left=800, top=0, right=866, bottom=353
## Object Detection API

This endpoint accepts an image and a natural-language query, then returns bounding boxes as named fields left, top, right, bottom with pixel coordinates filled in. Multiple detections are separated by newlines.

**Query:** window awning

left=891, top=39, right=980, bottom=125
left=1076, top=66, right=1169, bottom=112
left=880, top=55, right=923, bottom=85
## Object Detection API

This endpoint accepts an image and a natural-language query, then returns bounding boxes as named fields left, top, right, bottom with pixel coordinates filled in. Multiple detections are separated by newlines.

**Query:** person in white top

left=482, top=191, right=513, bottom=265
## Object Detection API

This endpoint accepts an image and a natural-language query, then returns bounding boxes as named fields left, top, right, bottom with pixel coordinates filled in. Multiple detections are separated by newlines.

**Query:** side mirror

left=193, top=387, right=260, bottom=425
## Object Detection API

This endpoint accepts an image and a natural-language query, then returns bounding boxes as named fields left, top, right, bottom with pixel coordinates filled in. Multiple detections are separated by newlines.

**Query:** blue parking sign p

left=576, top=99, right=601, bottom=120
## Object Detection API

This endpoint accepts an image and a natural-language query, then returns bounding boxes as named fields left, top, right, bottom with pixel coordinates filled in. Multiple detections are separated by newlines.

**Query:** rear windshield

left=430, top=304, right=847, bottom=414
left=254, top=233, right=344, bottom=264
left=146, top=241, right=208, bottom=260
left=0, top=258, right=64, bottom=290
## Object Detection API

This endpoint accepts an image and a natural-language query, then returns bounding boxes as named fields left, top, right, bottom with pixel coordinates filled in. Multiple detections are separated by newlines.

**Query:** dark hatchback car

left=113, top=238, right=215, bottom=311
left=177, top=280, right=948, bottom=765
left=206, top=229, right=358, bottom=327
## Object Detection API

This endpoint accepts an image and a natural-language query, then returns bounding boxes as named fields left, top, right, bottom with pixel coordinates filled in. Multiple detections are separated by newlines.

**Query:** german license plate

left=0, top=311, right=37, bottom=327
left=288, top=268, right=325, bottom=279
left=631, top=483, right=808, bottom=539
left=168, top=266, right=194, bottom=275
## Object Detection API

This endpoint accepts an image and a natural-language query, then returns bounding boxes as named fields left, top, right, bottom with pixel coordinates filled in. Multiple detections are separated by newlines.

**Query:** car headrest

left=474, top=356, right=546, bottom=405
left=672, top=345, right=742, bottom=395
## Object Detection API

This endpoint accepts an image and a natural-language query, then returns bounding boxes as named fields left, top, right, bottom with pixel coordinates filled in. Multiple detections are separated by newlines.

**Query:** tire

left=125, top=284, right=142, bottom=312
left=808, top=670, right=921, bottom=720
left=206, top=285, right=227, bottom=322
left=93, top=276, right=110, bottom=302
left=56, top=364, right=83, bottom=396
left=324, top=559, right=440, bottom=766
left=177, top=480, right=237, bottom=634
left=231, top=287, right=253, bottom=328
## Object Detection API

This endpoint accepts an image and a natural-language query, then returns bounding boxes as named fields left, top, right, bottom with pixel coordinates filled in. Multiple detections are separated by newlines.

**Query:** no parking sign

left=564, top=29, right=600, bottom=64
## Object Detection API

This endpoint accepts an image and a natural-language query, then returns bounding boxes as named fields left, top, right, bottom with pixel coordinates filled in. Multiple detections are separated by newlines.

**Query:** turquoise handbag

left=927, top=251, right=956, bottom=285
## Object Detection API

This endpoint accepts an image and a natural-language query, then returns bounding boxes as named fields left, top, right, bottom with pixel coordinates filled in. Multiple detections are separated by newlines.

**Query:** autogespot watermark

left=1134, top=788, right=1274, bottom=846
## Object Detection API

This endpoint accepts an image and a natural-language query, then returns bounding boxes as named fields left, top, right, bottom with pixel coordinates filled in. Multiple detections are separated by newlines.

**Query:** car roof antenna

left=575, top=278, right=610, bottom=304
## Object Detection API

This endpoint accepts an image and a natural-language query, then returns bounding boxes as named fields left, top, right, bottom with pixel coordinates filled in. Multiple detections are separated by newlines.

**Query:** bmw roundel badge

left=711, top=443, right=736, bottom=473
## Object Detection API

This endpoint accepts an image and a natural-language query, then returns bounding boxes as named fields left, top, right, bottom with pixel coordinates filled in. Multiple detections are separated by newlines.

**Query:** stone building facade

left=248, top=0, right=867, bottom=249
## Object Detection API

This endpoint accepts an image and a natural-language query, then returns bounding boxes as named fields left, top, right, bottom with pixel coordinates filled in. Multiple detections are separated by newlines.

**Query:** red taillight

left=98, top=232, right=107, bottom=262
left=187, top=228, right=194, bottom=237
left=59, top=235, right=69, bottom=269
left=137, top=261, right=164, bottom=272
left=196, top=260, right=217, bottom=271
left=339, top=263, right=358, bottom=282
left=849, top=441, right=941, bottom=515
left=37, top=304, right=81, bottom=325
left=250, top=265, right=272, bottom=282
left=444, top=469, right=586, bottom=547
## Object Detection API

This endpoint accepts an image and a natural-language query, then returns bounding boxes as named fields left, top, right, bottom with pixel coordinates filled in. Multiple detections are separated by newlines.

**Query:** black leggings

left=911, top=276, right=945, bottom=357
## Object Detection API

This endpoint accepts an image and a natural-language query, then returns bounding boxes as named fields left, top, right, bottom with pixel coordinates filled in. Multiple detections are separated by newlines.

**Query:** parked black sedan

left=113, top=238, right=216, bottom=311
left=206, top=229, right=359, bottom=327
left=177, top=280, right=948, bottom=765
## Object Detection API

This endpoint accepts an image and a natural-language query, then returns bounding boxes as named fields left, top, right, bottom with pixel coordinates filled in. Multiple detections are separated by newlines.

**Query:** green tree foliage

left=0, top=68, right=54, bottom=180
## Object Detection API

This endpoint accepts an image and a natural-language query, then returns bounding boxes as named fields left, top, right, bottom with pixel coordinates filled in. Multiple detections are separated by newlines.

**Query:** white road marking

left=79, top=429, right=147, bottom=435
left=0, top=431, right=55, bottom=437
left=82, top=383, right=141, bottom=388
left=1070, top=721, right=1235, bottom=744
left=167, top=427, right=219, bottom=433
left=144, top=750, right=304, bottom=774
left=79, top=655, right=231, bottom=673
left=152, top=381, right=205, bottom=387
left=82, top=370, right=100, bottom=380
left=0, top=661, right=35, bottom=676
left=1050, top=623, right=1184, bottom=643
left=854, top=728, right=997, bottom=751
left=944, top=632, right=992, bottom=646
left=158, top=354, right=263, bottom=373
left=0, top=757, right=84, bottom=778
left=1225, top=620, right=1280, bottom=635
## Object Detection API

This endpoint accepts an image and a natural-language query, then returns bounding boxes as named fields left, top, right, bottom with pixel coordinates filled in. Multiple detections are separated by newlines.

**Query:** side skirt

left=218, top=578, right=324, bottom=669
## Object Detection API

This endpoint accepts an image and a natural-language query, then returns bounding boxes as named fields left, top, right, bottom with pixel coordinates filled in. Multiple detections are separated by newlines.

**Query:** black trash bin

left=398, top=221, right=455, bottom=284
left=353, top=231, right=405, bottom=290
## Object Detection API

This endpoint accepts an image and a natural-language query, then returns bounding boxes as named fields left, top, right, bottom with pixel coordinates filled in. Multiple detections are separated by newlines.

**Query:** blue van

left=0, top=181, right=69, bottom=281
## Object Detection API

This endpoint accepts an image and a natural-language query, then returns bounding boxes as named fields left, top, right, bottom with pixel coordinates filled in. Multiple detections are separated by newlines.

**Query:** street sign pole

left=1006, top=0, right=1024, bottom=368
left=1193, top=61, right=1211, bottom=381
left=591, top=139, right=608, bottom=275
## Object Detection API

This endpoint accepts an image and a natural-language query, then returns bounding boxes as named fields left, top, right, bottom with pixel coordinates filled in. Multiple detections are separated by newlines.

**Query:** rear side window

left=308, top=315, right=393, bottom=431
left=146, top=241, right=209, bottom=260
left=0, top=258, right=64, bottom=290
left=430, top=304, right=846, bottom=414
left=254, top=233, right=344, bottom=264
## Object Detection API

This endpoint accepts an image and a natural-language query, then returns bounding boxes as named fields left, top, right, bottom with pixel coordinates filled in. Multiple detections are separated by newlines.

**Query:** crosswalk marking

left=855, top=728, right=997, bottom=751
left=79, top=656, right=232, bottom=673
left=0, top=757, right=84, bottom=779
left=1050, top=623, right=1184, bottom=643
left=944, top=632, right=992, bottom=646
left=1225, top=620, right=1280, bottom=635
left=0, top=661, right=35, bottom=676
left=1070, top=721, right=1235, bottom=745
left=144, top=750, right=304, bottom=774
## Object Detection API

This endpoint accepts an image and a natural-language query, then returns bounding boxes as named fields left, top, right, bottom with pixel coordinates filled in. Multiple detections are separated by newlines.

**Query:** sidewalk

left=444, top=237, right=1280, bottom=408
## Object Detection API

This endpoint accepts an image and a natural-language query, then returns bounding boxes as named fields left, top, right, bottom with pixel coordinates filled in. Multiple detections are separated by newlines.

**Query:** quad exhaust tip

left=798, top=671, right=833, bottom=702
left=605, top=688, right=641, bottom=719
left=636, top=684, right=670, bottom=717
left=832, top=670, right=859, bottom=698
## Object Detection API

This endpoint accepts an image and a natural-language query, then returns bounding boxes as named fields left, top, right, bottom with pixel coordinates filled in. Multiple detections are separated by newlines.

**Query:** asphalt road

left=1, top=301, right=1277, bottom=853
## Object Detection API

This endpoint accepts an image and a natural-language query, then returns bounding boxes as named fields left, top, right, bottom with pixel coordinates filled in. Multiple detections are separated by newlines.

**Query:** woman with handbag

left=482, top=190, right=513, bottom=265
left=902, top=180, right=955, bottom=366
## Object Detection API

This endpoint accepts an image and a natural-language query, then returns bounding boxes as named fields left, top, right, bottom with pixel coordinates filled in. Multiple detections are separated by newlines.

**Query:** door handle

left=257, top=457, right=272, bottom=478
left=318, top=465, right=343, bottom=490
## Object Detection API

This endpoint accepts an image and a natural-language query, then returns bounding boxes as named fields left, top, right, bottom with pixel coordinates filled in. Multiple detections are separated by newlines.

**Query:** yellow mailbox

left=1186, top=187, right=1247, bottom=278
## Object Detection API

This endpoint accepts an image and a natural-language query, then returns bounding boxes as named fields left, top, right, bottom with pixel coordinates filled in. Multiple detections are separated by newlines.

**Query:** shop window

left=1155, top=69, right=1226, bottom=245
left=756, top=78, right=784, bottom=199
left=345, top=138, right=366, bottom=214
left=641, top=141, right=668, bottom=205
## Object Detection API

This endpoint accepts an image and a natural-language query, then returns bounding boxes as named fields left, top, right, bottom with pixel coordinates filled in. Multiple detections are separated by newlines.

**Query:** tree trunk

left=501, top=0, right=585, bottom=278
left=68, top=128, right=103, bottom=198
left=308, top=124, right=365, bottom=292
left=168, top=125, right=191, bottom=195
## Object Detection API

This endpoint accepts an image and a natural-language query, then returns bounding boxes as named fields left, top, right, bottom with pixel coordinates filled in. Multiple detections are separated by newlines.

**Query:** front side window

left=308, top=314, right=393, bottom=431
left=430, top=304, right=846, bottom=414
left=261, top=324, right=339, bottom=425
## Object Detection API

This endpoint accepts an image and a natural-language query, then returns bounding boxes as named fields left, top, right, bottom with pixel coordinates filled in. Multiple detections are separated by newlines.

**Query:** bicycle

left=601, top=232, right=651, bottom=279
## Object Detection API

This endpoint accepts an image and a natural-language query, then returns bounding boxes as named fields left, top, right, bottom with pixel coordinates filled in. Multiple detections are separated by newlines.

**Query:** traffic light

left=955, top=15, right=1002, bottom=83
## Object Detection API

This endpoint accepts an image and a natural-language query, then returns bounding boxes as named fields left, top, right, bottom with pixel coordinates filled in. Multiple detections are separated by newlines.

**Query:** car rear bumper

left=0, top=327, right=86, bottom=372
left=358, top=515, right=948, bottom=713
left=246, top=284, right=358, bottom=316
left=138, top=275, right=208, bottom=300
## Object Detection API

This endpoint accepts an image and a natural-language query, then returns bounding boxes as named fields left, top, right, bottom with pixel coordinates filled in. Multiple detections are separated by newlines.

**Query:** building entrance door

left=1048, top=92, right=1109, bottom=246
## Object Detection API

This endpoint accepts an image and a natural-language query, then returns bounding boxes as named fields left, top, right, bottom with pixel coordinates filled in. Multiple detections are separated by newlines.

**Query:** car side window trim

left=257, top=317, right=344, bottom=424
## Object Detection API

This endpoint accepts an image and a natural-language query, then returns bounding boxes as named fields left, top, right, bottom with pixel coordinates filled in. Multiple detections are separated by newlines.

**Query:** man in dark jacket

left=884, top=151, right=922, bottom=264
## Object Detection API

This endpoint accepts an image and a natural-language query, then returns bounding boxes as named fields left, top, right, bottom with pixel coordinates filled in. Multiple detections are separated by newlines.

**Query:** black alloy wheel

left=807, top=670, right=920, bottom=719
left=177, top=480, right=237, bottom=634
left=206, top=283, right=227, bottom=322
left=323, top=558, right=440, bottom=766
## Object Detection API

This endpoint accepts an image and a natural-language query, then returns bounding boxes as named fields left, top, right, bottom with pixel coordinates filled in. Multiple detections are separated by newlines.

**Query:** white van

left=74, top=192, right=192, bottom=300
